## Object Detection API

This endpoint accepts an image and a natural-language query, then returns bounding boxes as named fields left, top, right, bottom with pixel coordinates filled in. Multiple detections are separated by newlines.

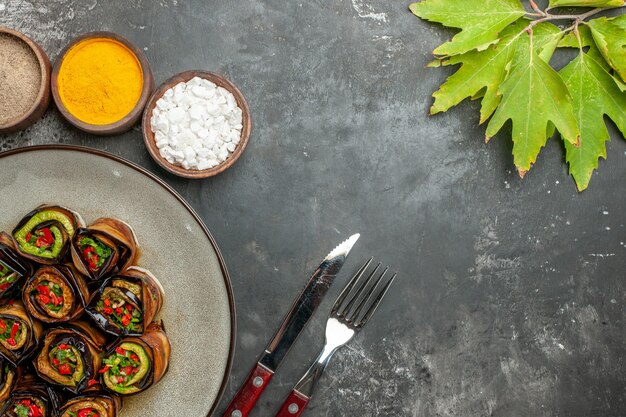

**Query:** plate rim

left=0, top=144, right=236, bottom=417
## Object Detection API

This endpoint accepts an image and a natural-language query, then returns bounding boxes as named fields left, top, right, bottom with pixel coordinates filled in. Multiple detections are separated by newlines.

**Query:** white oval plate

left=0, top=145, right=235, bottom=417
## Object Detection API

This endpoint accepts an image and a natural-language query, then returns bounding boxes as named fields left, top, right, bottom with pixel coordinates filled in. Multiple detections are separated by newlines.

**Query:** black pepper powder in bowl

left=0, top=28, right=51, bottom=133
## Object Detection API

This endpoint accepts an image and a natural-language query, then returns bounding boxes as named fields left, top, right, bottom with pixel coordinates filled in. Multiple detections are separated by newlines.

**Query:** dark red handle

left=222, top=363, right=274, bottom=417
left=275, top=390, right=310, bottom=417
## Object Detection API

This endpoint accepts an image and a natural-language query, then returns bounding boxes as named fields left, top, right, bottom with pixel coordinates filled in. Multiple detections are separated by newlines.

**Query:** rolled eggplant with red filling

left=71, top=218, right=140, bottom=282
left=0, top=302, right=42, bottom=366
left=23, top=265, right=89, bottom=323
left=59, top=393, right=122, bottom=417
left=0, top=239, right=33, bottom=300
left=12, top=206, right=84, bottom=265
left=100, top=321, right=170, bottom=396
left=2, top=390, right=48, bottom=417
left=0, top=359, right=19, bottom=404
left=1, top=373, right=60, bottom=417
left=35, top=321, right=106, bottom=394
left=86, top=267, right=164, bottom=336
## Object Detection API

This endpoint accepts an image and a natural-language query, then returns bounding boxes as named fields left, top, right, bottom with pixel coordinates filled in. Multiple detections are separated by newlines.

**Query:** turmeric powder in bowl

left=53, top=33, right=153, bottom=134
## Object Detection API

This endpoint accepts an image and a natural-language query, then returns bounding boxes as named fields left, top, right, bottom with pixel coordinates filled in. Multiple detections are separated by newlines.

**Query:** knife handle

left=275, top=390, right=310, bottom=417
left=222, top=363, right=274, bottom=417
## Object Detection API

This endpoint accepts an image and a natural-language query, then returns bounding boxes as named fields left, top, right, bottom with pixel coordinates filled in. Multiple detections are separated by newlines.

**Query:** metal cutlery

left=275, top=258, right=397, bottom=417
left=222, top=234, right=360, bottom=417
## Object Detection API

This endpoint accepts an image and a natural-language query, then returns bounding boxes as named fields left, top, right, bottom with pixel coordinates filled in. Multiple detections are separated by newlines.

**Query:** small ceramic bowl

left=51, top=31, right=154, bottom=135
left=142, top=70, right=251, bottom=179
left=0, top=27, right=51, bottom=134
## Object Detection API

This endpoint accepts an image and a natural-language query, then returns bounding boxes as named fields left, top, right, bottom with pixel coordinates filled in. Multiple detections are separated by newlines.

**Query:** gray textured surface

left=1, top=1, right=625, bottom=416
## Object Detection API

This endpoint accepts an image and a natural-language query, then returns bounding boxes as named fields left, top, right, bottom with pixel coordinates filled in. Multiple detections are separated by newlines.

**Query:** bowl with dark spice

left=0, top=27, right=51, bottom=134
left=51, top=32, right=154, bottom=135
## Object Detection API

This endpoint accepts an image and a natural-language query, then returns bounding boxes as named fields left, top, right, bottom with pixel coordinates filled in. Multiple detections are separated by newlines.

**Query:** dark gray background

left=1, top=1, right=625, bottom=416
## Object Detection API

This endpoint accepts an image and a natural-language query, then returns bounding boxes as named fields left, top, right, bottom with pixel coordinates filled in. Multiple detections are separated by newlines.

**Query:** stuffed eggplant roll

left=12, top=206, right=84, bottom=265
left=23, top=265, right=89, bottom=323
left=2, top=392, right=48, bottom=417
left=59, top=393, right=122, bottom=417
left=71, top=218, right=139, bottom=282
left=1, top=373, right=58, bottom=417
left=35, top=322, right=106, bottom=394
left=0, top=358, right=18, bottom=404
left=100, top=321, right=170, bottom=395
left=87, top=267, right=164, bottom=336
left=0, top=302, right=42, bottom=366
left=0, top=240, right=32, bottom=300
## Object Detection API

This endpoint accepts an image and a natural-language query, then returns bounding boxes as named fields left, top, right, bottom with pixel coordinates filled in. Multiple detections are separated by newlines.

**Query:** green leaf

left=486, top=31, right=580, bottom=177
left=409, top=0, right=526, bottom=56
left=614, top=74, right=626, bottom=91
left=536, top=24, right=566, bottom=63
left=561, top=52, right=626, bottom=191
left=587, top=16, right=626, bottom=82
left=615, top=15, right=626, bottom=30
left=549, top=0, right=624, bottom=6
left=415, top=0, right=626, bottom=190
left=559, top=26, right=612, bottom=72
left=558, top=26, right=594, bottom=48
left=429, top=21, right=525, bottom=120
left=430, top=21, right=563, bottom=123
left=471, top=88, right=486, bottom=100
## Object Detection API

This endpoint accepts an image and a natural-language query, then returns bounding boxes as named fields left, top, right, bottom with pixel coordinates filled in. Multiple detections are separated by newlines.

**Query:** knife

left=222, top=234, right=360, bottom=417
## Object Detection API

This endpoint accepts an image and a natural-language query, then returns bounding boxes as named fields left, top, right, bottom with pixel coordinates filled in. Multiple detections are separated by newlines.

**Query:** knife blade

left=222, top=234, right=359, bottom=417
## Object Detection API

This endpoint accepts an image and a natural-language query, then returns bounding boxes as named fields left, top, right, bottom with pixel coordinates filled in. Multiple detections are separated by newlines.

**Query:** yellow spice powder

left=57, top=38, right=143, bottom=125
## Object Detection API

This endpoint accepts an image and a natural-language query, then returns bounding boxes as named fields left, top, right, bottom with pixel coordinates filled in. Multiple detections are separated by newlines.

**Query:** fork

left=275, top=258, right=397, bottom=417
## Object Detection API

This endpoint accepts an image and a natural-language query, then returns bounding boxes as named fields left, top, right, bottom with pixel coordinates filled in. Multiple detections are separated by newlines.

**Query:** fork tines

left=332, top=257, right=397, bottom=328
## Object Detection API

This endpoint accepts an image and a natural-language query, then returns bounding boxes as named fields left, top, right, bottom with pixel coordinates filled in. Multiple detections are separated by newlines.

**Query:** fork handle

left=275, top=390, right=310, bottom=417
left=222, top=363, right=274, bottom=417
left=275, top=345, right=337, bottom=417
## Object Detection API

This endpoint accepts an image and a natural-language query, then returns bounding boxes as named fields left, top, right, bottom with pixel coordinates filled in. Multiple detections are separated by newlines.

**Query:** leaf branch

left=522, top=4, right=621, bottom=40
left=528, top=0, right=547, bottom=17
left=528, top=8, right=607, bottom=27
left=573, top=22, right=584, bottom=53
left=525, top=4, right=624, bottom=28
left=410, top=0, right=626, bottom=190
